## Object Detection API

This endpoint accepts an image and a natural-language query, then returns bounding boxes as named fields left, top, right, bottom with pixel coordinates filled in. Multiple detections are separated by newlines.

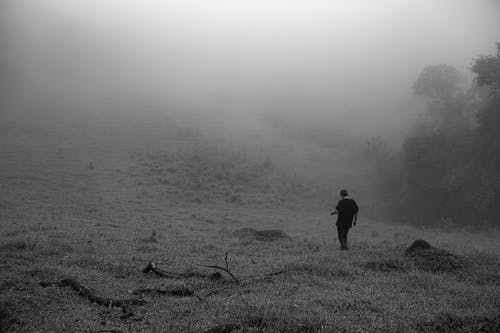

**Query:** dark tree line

left=377, top=43, right=500, bottom=227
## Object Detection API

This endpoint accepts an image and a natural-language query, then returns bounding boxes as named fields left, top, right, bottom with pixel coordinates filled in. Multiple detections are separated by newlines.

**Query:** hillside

left=1, top=115, right=499, bottom=332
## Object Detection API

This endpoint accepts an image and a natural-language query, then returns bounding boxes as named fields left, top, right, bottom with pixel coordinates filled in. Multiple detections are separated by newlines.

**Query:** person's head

left=340, top=189, right=349, bottom=198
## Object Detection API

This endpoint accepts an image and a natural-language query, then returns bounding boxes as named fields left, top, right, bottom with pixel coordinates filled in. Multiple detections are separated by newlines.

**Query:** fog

left=4, top=3, right=500, bottom=330
left=1, top=0, right=499, bottom=144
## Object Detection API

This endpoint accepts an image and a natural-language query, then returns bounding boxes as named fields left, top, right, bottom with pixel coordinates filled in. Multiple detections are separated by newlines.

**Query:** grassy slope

left=1, top=116, right=499, bottom=333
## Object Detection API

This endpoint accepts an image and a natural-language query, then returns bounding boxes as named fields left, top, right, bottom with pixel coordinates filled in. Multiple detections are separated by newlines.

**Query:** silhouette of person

left=331, top=189, right=358, bottom=250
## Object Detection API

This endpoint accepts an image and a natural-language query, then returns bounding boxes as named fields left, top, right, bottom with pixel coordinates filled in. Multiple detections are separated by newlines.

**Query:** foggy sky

left=1, top=0, right=499, bottom=135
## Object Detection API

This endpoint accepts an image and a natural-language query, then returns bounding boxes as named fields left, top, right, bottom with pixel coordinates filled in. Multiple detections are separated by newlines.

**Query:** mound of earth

left=404, top=240, right=463, bottom=272
left=405, top=239, right=432, bottom=255
left=232, top=228, right=290, bottom=241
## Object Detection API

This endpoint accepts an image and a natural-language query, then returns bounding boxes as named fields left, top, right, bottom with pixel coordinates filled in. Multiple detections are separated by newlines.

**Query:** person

left=331, top=189, right=358, bottom=250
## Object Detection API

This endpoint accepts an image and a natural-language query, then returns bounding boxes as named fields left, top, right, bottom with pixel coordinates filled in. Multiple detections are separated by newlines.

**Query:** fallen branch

left=197, top=264, right=239, bottom=284
left=40, top=277, right=146, bottom=307
left=198, top=252, right=240, bottom=284
left=142, top=262, right=222, bottom=280
left=201, top=269, right=287, bottom=298
left=141, top=255, right=287, bottom=302
left=142, top=262, right=183, bottom=278
left=264, top=270, right=287, bottom=278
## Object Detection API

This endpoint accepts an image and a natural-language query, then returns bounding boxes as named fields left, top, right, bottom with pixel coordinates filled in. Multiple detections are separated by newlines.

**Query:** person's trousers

left=337, top=225, right=350, bottom=249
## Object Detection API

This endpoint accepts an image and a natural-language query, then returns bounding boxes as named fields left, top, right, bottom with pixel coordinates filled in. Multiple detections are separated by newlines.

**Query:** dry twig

left=198, top=252, right=240, bottom=284
left=200, top=269, right=287, bottom=298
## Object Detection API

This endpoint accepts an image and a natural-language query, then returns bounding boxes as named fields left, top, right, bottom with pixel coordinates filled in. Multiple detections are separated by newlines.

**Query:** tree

left=412, top=65, right=473, bottom=132
left=382, top=44, right=500, bottom=227
left=472, top=43, right=500, bottom=92
left=467, top=43, right=500, bottom=223
left=412, top=64, right=464, bottom=101
left=471, top=43, right=500, bottom=169
left=400, top=65, right=476, bottom=225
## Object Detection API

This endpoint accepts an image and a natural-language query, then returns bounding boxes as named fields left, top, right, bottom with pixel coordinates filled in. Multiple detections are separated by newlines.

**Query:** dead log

left=39, top=277, right=146, bottom=307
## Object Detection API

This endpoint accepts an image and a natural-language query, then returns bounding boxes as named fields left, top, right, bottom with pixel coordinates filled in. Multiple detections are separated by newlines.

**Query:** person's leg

left=337, top=225, right=344, bottom=249
left=343, top=227, right=350, bottom=250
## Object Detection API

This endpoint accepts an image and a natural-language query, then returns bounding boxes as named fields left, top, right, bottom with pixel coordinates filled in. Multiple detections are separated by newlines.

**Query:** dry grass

left=417, top=313, right=500, bottom=333
left=3, top=223, right=497, bottom=332
left=1, top=124, right=499, bottom=333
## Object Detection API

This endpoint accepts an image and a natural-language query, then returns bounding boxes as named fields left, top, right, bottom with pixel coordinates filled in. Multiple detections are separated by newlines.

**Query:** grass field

left=1, top=116, right=499, bottom=332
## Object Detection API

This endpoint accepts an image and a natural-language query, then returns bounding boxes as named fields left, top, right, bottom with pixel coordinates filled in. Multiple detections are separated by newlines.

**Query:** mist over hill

left=2, top=2, right=500, bottom=332
left=1, top=0, right=500, bottom=227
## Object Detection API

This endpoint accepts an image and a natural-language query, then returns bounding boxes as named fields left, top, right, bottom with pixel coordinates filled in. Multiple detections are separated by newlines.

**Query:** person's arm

left=331, top=203, right=341, bottom=215
left=352, top=201, right=359, bottom=226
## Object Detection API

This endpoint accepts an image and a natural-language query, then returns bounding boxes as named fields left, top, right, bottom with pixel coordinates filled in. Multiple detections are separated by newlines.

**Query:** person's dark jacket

left=335, top=198, right=359, bottom=227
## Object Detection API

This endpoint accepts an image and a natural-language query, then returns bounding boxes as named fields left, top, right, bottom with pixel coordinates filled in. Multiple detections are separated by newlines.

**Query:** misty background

left=1, top=0, right=500, bottom=228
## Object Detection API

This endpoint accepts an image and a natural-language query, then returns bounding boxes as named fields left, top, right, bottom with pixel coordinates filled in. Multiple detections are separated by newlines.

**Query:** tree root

left=39, top=277, right=146, bottom=307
